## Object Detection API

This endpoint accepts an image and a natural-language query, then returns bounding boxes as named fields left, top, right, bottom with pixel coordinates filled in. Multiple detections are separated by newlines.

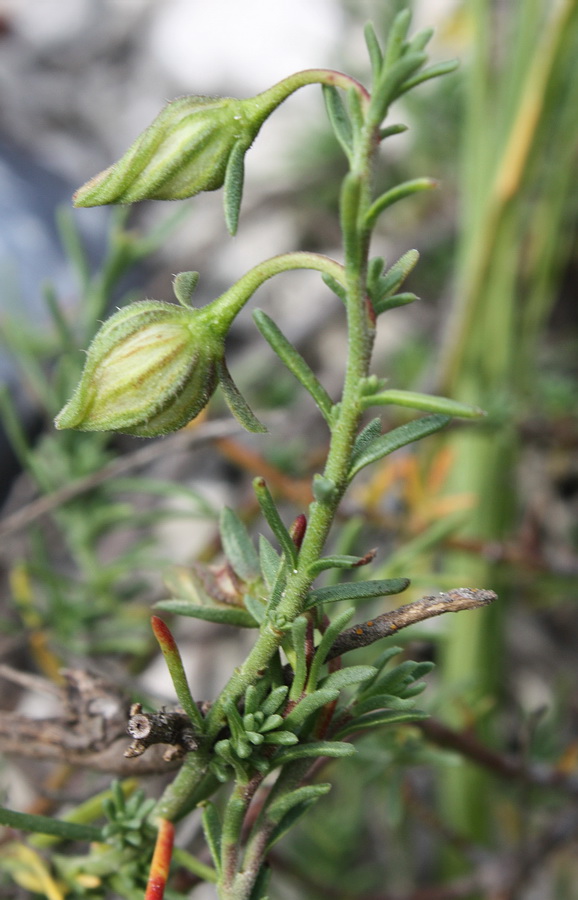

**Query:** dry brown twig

left=0, top=665, right=179, bottom=775
left=0, top=418, right=241, bottom=541
left=2, top=583, right=578, bottom=816
left=0, top=589, right=496, bottom=774
left=326, top=587, right=497, bottom=660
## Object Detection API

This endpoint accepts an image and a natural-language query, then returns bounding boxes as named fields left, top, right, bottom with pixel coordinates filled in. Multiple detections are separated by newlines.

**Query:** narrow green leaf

left=260, top=713, right=284, bottom=733
left=363, top=389, right=486, bottom=418
left=151, top=616, right=204, bottom=730
left=216, top=358, right=267, bottom=433
left=289, top=616, right=309, bottom=700
left=409, top=660, right=436, bottom=680
left=359, top=646, right=404, bottom=693
left=364, top=660, right=421, bottom=697
left=375, top=292, right=419, bottom=313
left=373, top=52, right=427, bottom=121
left=306, top=608, right=355, bottom=691
left=261, top=685, right=289, bottom=717
left=244, top=680, right=271, bottom=717
left=373, top=249, right=420, bottom=305
left=154, top=599, right=257, bottom=628
left=387, top=50, right=428, bottom=94
left=364, top=22, right=383, bottom=81
left=265, top=799, right=319, bottom=851
left=335, top=708, right=428, bottom=738
left=267, top=784, right=331, bottom=825
left=201, top=802, right=222, bottom=875
left=399, top=59, right=459, bottom=96
left=253, top=309, right=333, bottom=423
left=259, top=535, right=282, bottom=590
left=380, top=123, right=408, bottom=140
left=244, top=593, right=267, bottom=624
left=365, top=178, right=438, bottom=230
left=265, top=563, right=289, bottom=615
left=354, top=693, right=417, bottom=716
left=272, top=741, right=355, bottom=768
left=308, top=553, right=375, bottom=576
left=346, top=86, right=365, bottom=135
left=223, top=141, right=246, bottom=235
left=321, top=272, right=347, bottom=304
left=0, top=806, right=101, bottom=842
left=215, top=740, right=251, bottom=780
left=383, top=8, right=412, bottom=67
left=367, top=255, right=386, bottom=292
left=340, top=172, right=363, bottom=267
left=321, top=666, right=377, bottom=691
left=305, top=577, right=410, bottom=610
left=224, top=699, right=246, bottom=745
left=253, top=477, right=297, bottom=566
left=220, top=507, right=260, bottom=581
left=171, top=848, right=218, bottom=884
left=401, top=681, right=429, bottom=699
left=243, top=712, right=256, bottom=731
left=322, top=85, right=353, bottom=160
left=282, top=688, right=339, bottom=731
left=348, top=414, right=452, bottom=480
left=407, top=27, right=434, bottom=54
left=351, top=417, right=382, bottom=466
left=261, top=730, right=299, bottom=746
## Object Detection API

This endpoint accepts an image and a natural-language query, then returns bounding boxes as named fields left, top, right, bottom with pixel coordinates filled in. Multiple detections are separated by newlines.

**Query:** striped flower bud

left=73, top=95, right=258, bottom=208
left=55, top=300, right=222, bottom=437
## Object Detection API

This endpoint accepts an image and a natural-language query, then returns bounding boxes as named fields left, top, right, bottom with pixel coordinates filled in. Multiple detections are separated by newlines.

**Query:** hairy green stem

left=246, top=68, right=370, bottom=123
left=207, top=252, right=345, bottom=332
left=153, top=119, right=379, bottom=852
left=219, top=777, right=263, bottom=897
left=152, top=752, right=212, bottom=823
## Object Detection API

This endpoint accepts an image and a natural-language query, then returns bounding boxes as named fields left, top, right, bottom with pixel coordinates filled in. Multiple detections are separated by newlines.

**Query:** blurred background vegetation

left=0, top=1, right=577, bottom=898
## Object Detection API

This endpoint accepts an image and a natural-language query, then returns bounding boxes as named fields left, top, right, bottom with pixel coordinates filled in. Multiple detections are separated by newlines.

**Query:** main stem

left=154, top=123, right=378, bottom=829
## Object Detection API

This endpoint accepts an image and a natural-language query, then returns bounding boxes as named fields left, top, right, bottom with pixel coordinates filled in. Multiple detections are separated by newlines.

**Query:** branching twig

left=0, top=418, right=241, bottom=540
left=419, top=717, right=578, bottom=796
left=0, top=666, right=179, bottom=774
left=326, top=588, right=497, bottom=660
left=271, top=804, right=578, bottom=899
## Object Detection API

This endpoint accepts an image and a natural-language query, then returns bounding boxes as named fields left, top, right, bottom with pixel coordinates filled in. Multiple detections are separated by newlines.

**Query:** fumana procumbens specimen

left=49, top=11, right=495, bottom=900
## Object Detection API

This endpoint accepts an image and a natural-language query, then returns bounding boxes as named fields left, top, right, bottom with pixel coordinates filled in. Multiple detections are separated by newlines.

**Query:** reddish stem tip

left=151, top=615, right=178, bottom=654
left=145, top=818, right=175, bottom=900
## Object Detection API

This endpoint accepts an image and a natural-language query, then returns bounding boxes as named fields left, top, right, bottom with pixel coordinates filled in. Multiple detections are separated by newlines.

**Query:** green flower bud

left=73, top=95, right=260, bottom=208
left=55, top=300, right=221, bottom=437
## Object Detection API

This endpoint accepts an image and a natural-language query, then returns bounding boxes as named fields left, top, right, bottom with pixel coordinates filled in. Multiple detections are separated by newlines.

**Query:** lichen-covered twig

left=326, top=588, right=498, bottom=661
